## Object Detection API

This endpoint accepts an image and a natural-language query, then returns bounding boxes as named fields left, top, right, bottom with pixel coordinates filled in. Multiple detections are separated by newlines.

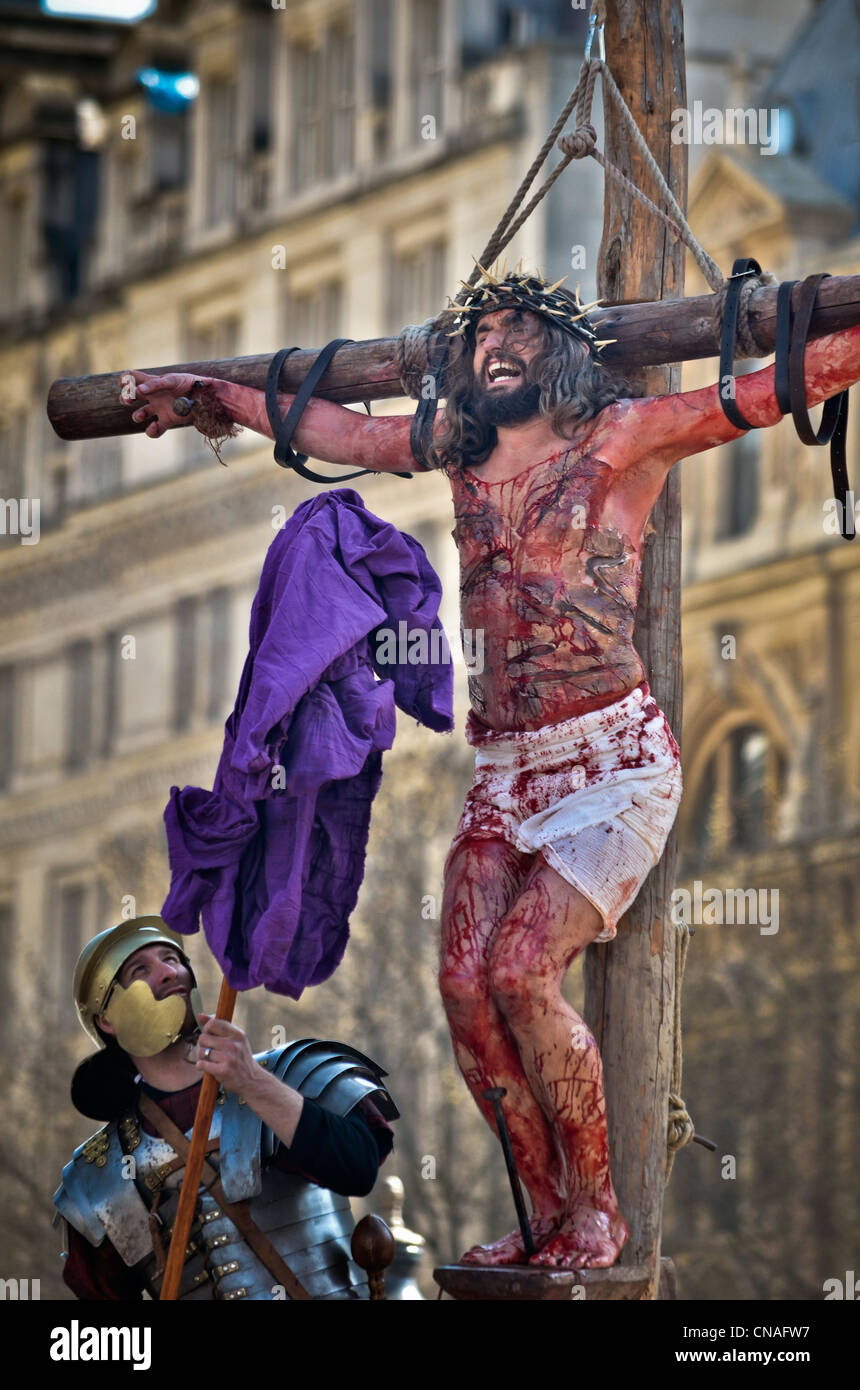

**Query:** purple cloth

left=161, top=489, right=454, bottom=997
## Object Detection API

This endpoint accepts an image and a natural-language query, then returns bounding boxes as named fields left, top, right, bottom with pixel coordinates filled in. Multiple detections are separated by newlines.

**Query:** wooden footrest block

left=433, top=1263, right=653, bottom=1301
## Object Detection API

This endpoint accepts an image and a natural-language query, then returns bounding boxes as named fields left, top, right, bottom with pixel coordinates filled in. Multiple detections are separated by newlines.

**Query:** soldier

left=54, top=916, right=398, bottom=1300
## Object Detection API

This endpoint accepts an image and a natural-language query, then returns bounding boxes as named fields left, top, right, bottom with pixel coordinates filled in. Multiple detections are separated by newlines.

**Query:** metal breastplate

left=130, top=1113, right=366, bottom=1302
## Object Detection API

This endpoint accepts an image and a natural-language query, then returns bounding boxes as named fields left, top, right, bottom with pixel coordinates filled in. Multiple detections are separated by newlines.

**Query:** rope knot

left=558, top=123, right=598, bottom=160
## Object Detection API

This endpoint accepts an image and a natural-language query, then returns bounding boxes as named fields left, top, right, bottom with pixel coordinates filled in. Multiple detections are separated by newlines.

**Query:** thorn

left=472, top=257, right=499, bottom=284
left=594, top=338, right=617, bottom=348
left=544, top=276, right=569, bottom=294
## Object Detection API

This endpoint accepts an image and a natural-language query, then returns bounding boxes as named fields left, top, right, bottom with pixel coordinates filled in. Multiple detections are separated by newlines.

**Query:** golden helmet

left=74, top=916, right=202, bottom=1057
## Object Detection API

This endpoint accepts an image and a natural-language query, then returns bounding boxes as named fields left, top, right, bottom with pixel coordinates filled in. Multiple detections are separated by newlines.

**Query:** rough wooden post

left=584, top=0, right=688, bottom=1300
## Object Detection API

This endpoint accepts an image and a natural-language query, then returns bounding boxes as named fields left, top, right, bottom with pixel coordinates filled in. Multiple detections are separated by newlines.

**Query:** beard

left=472, top=376, right=541, bottom=427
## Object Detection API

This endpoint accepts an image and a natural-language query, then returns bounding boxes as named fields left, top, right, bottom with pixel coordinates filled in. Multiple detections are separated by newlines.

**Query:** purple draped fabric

left=161, top=488, right=454, bottom=997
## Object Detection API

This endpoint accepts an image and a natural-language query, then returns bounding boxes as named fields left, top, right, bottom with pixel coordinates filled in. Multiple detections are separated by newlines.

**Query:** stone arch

left=681, top=652, right=809, bottom=849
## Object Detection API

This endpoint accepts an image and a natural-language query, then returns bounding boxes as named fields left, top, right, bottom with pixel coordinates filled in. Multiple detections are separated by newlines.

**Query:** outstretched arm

left=124, top=370, right=425, bottom=474
left=613, top=324, right=860, bottom=469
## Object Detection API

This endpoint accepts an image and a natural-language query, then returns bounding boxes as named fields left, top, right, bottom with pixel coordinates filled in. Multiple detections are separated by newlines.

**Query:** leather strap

left=266, top=341, right=412, bottom=483
left=718, top=256, right=762, bottom=432
left=774, top=278, right=796, bottom=416
left=775, top=273, right=853, bottom=542
left=409, top=330, right=449, bottom=469
left=138, top=1093, right=312, bottom=1301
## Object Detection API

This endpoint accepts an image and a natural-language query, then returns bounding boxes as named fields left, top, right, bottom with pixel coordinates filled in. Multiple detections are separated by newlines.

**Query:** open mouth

left=485, top=356, right=523, bottom=386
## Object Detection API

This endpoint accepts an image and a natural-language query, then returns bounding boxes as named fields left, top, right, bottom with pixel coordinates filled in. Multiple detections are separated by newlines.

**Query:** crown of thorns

left=440, top=262, right=616, bottom=354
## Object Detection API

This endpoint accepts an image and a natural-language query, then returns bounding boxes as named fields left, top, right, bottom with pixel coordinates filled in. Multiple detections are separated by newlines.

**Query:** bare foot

left=528, top=1196, right=628, bottom=1270
left=460, top=1215, right=561, bottom=1267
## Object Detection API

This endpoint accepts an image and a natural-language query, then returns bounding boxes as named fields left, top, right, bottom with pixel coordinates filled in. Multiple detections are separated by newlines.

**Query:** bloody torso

left=446, top=442, right=647, bottom=731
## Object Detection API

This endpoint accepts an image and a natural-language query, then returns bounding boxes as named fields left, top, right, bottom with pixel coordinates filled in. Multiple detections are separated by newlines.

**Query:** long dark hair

left=430, top=312, right=627, bottom=472
left=71, top=1030, right=138, bottom=1121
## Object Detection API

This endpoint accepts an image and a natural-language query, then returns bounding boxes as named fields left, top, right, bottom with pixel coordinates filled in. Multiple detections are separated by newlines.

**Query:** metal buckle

left=214, top=1259, right=240, bottom=1279
left=201, top=1207, right=223, bottom=1224
left=221, top=1286, right=247, bottom=1300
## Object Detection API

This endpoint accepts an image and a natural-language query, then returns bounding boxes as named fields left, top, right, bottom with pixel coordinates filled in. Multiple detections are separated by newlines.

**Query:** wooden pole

left=45, top=276, right=860, bottom=441
left=159, top=976, right=237, bottom=1301
left=583, top=0, right=687, bottom=1301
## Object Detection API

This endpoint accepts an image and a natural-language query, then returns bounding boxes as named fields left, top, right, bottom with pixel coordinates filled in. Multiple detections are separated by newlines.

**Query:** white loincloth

left=446, top=681, right=683, bottom=942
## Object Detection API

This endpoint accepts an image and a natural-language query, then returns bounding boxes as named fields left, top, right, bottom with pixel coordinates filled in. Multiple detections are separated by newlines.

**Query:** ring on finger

left=203, top=1046, right=212, bottom=1060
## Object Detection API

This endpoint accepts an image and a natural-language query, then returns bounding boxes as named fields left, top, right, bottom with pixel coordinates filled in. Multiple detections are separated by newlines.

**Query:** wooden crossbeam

left=46, top=275, right=860, bottom=442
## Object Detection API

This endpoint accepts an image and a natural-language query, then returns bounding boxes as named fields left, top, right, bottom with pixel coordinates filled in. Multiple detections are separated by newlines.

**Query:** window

left=67, top=640, right=93, bottom=772
left=369, top=0, right=393, bottom=160
left=0, top=190, right=26, bottom=315
left=207, top=587, right=232, bottom=721
left=0, top=411, right=27, bottom=508
left=77, top=436, right=122, bottom=504
left=283, top=279, right=343, bottom=346
left=326, top=27, right=355, bottom=177
left=290, top=27, right=356, bottom=191
left=173, top=597, right=197, bottom=733
left=205, top=79, right=237, bottom=226
left=291, top=42, right=323, bottom=192
left=410, top=0, right=444, bottom=141
left=182, top=315, right=241, bottom=465
left=54, top=878, right=95, bottom=1027
left=690, top=724, right=787, bottom=860
left=250, top=24, right=273, bottom=154
left=388, top=239, right=446, bottom=333
left=0, top=667, right=13, bottom=791
left=717, top=433, right=760, bottom=539
left=716, top=360, right=762, bottom=539
left=150, top=106, right=189, bottom=192
left=0, top=900, right=12, bottom=1046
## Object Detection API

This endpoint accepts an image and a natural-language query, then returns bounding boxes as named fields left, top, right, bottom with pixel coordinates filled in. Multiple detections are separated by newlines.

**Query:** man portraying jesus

left=123, top=271, right=860, bottom=1270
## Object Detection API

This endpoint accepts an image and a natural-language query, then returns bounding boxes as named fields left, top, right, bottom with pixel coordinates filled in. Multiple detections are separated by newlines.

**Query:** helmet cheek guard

left=99, top=976, right=203, bottom=1057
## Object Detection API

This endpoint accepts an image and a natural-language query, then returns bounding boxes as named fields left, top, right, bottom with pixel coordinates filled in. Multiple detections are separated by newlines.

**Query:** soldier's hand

left=191, top=1014, right=261, bottom=1098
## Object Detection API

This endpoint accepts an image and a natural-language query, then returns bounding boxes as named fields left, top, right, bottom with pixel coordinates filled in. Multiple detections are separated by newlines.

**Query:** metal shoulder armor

left=218, top=1038, right=398, bottom=1204
left=52, top=1117, right=152, bottom=1265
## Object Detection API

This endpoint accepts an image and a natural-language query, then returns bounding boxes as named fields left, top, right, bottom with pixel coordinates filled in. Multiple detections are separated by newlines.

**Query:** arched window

left=688, top=724, right=787, bottom=861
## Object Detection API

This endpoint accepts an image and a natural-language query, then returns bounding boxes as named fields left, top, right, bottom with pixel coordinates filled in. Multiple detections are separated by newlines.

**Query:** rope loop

left=733, top=268, right=779, bottom=358
left=394, top=318, right=440, bottom=399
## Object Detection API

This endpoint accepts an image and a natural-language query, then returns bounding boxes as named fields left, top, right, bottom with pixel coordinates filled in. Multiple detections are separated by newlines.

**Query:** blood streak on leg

left=487, top=859, right=629, bottom=1269
left=439, top=837, right=567, bottom=1264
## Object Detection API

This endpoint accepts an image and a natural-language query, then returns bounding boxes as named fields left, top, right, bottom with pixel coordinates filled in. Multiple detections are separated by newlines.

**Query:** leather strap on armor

left=265, top=341, right=412, bottom=483
left=138, top=1093, right=312, bottom=1302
